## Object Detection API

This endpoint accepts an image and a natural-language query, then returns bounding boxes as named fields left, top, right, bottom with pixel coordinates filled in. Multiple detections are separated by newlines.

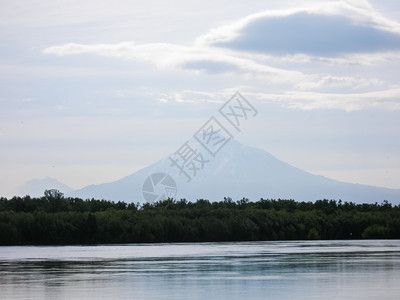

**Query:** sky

left=1, top=0, right=400, bottom=197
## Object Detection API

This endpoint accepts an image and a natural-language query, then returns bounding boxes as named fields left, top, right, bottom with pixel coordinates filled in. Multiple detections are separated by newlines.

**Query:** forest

left=1, top=189, right=399, bottom=245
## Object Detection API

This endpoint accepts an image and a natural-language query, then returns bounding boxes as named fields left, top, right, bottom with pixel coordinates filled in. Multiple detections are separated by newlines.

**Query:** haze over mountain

left=64, top=139, right=400, bottom=204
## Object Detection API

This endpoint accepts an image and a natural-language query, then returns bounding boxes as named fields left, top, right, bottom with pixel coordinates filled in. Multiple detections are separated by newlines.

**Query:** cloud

left=148, top=89, right=239, bottom=104
left=254, top=88, right=400, bottom=111
left=43, top=42, right=307, bottom=84
left=294, top=75, right=383, bottom=90
left=41, top=1, right=400, bottom=110
left=44, top=41, right=382, bottom=91
left=144, top=86, right=400, bottom=112
left=198, top=1, right=400, bottom=58
left=212, top=13, right=400, bottom=56
left=43, top=40, right=394, bottom=98
left=182, top=60, right=238, bottom=74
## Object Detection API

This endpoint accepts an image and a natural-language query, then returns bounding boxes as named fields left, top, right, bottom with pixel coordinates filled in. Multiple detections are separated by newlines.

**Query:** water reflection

left=1, top=240, right=400, bottom=299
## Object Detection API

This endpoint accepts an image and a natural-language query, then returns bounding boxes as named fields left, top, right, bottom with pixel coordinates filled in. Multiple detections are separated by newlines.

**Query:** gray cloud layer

left=213, top=12, right=400, bottom=56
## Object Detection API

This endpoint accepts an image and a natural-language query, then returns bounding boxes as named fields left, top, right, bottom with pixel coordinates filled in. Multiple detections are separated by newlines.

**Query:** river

left=1, top=240, right=400, bottom=299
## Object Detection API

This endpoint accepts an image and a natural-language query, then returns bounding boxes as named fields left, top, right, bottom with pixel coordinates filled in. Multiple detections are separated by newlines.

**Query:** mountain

left=15, top=177, right=73, bottom=198
left=67, top=138, right=400, bottom=204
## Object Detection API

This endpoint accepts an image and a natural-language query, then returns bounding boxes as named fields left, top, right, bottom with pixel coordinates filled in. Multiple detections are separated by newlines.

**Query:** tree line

left=0, top=190, right=399, bottom=245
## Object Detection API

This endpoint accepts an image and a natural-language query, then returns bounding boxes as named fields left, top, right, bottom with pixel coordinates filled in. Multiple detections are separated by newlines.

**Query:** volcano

left=66, top=138, right=400, bottom=204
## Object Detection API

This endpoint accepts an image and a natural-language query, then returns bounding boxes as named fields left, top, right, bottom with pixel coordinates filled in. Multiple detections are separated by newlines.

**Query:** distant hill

left=67, top=138, right=400, bottom=204
left=15, top=177, right=73, bottom=198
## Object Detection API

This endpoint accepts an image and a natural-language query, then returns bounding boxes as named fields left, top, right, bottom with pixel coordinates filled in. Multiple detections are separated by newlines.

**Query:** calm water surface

left=1, top=240, right=400, bottom=299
